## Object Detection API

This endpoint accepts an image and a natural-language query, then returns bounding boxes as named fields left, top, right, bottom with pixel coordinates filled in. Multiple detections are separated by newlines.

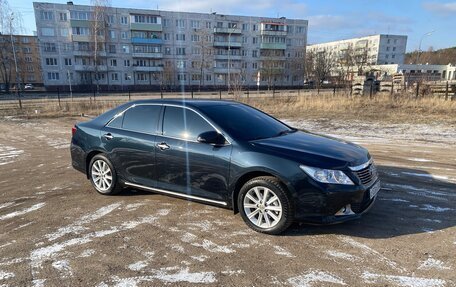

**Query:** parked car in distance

left=71, top=100, right=380, bottom=234
left=24, top=84, right=34, bottom=90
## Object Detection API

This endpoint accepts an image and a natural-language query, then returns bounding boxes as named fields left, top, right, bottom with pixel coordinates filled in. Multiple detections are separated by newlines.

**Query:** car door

left=155, top=105, right=232, bottom=202
left=101, top=104, right=162, bottom=188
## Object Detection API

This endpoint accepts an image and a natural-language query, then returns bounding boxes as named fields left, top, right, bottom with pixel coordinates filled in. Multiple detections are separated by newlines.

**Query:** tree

left=305, top=49, right=335, bottom=93
left=260, top=49, right=286, bottom=90
left=89, top=0, right=111, bottom=94
left=192, top=28, right=214, bottom=91
left=288, top=47, right=305, bottom=87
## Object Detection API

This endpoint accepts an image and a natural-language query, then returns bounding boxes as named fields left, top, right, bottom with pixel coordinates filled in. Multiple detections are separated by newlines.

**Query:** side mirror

left=197, top=131, right=226, bottom=146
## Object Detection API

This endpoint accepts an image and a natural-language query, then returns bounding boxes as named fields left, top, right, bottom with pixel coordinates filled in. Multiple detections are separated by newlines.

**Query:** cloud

left=423, top=1, right=456, bottom=15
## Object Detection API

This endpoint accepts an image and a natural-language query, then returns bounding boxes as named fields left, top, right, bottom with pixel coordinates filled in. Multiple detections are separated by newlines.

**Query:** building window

left=252, top=37, right=258, bottom=44
left=27, top=75, right=36, bottom=82
left=252, top=24, right=257, bottom=31
left=64, top=58, right=72, bottom=66
left=393, top=47, right=396, bottom=51
left=22, top=47, right=31, bottom=53
left=107, top=15, right=115, bottom=24
left=72, top=27, right=89, bottom=35
left=25, top=56, right=33, bottom=62
left=176, top=60, right=186, bottom=68
left=163, top=19, right=171, bottom=27
left=206, top=74, right=212, bottom=81
left=296, top=26, right=305, bottom=34
left=242, top=23, right=249, bottom=31
left=191, top=34, right=200, bottom=42
left=165, top=47, right=171, bottom=55
left=121, top=16, right=128, bottom=24
left=124, top=59, right=130, bottom=66
left=137, top=73, right=147, bottom=81
left=45, top=58, right=58, bottom=66
left=62, top=43, right=72, bottom=52
left=217, top=22, right=223, bottom=28
left=41, top=28, right=55, bottom=36
left=192, top=74, right=201, bottom=81
left=252, top=62, right=258, bottom=69
left=192, top=47, right=201, bottom=55
left=206, top=21, right=211, bottom=29
left=124, top=73, right=131, bottom=80
left=133, top=15, right=158, bottom=24
left=47, top=72, right=60, bottom=80
left=191, top=20, right=200, bottom=29
left=110, top=59, right=117, bottom=67
left=176, top=47, right=186, bottom=55
left=121, top=31, right=129, bottom=39
left=111, top=73, right=119, bottom=81
left=176, top=34, right=185, bottom=41
left=60, top=28, right=69, bottom=37
left=177, top=74, right=187, bottom=81
left=109, top=30, right=116, bottom=39
left=252, top=50, right=258, bottom=57
left=40, top=11, right=54, bottom=20
left=122, top=45, right=129, bottom=53
left=108, top=44, right=116, bottom=53
left=26, top=65, right=34, bottom=72
left=387, top=39, right=391, bottom=44
left=176, top=19, right=185, bottom=28
left=59, top=12, right=67, bottom=21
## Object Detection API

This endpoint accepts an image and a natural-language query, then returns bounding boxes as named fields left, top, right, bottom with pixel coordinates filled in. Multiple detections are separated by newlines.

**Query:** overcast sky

left=11, top=0, right=456, bottom=52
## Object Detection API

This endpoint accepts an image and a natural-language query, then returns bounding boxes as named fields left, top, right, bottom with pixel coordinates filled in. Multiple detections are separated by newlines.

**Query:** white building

left=371, top=64, right=456, bottom=81
left=307, top=34, right=408, bottom=65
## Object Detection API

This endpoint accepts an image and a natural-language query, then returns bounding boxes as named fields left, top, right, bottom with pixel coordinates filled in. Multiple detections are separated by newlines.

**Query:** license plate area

left=369, top=181, right=381, bottom=199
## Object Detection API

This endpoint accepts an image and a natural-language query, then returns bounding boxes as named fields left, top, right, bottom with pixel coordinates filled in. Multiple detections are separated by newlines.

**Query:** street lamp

left=10, top=13, right=22, bottom=109
left=227, top=24, right=237, bottom=93
left=416, top=30, right=434, bottom=64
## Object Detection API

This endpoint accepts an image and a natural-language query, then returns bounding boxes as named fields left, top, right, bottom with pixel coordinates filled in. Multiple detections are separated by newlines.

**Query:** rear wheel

left=89, top=154, right=122, bottom=195
left=238, top=176, right=294, bottom=235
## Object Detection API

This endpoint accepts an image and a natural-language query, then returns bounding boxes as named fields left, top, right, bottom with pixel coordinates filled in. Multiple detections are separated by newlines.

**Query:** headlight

left=300, top=165, right=354, bottom=185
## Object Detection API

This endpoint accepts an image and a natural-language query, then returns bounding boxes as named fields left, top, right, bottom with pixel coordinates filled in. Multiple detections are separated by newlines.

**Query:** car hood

left=251, top=131, right=370, bottom=169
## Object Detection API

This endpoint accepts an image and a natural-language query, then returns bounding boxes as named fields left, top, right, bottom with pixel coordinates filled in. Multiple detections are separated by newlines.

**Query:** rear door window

left=122, top=105, right=161, bottom=134
left=163, top=106, right=214, bottom=141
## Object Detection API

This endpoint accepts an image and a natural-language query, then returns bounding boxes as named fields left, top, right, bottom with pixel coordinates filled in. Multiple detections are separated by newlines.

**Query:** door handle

left=157, top=142, right=170, bottom=150
left=103, top=133, right=113, bottom=140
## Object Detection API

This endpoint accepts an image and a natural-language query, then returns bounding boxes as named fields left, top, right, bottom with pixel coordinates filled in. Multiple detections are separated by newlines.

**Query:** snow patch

left=419, top=257, right=451, bottom=270
left=192, top=239, right=235, bottom=254
left=128, top=261, right=148, bottom=271
left=0, top=270, right=15, bottom=280
left=273, top=245, right=295, bottom=258
left=407, top=158, right=434, bottom=162
left=0, top=203, right=45, bottom=221
left=190, top=255, right=209, bottom=262
left=0, top=144, right=24, bottom=165
left=326, top=250, right=359, bottom=261
left=52, top=260, right=73, bottom=277
left=362, top=271, right=445, bottom=287
left=45, top=203, right=122, bottom=241
left=79, top=249, right=95, bottom=258
left=288, top=270, right=346, bottom=287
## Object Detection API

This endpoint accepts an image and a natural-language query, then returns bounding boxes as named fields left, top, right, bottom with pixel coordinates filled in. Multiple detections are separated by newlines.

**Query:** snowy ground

left=0, top=116, right=454, bottom=286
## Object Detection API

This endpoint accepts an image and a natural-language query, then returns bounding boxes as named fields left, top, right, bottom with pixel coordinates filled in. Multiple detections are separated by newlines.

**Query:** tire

left=88, top=154, right=122, bottom=195
left=238, top=176, right=294, bottom=235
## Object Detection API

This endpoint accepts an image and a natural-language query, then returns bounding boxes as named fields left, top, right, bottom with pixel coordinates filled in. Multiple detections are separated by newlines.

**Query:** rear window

left=121, top=105, right=161, bottom=134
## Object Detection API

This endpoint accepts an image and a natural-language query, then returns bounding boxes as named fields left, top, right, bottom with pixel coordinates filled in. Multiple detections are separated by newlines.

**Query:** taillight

left=72, top=126, right=77, bottom=136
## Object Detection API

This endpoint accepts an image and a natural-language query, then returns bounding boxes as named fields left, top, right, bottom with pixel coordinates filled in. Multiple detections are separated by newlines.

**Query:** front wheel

left=238, top=176, right=294, bottom=235
left=89, top=154, right=122, bottom=195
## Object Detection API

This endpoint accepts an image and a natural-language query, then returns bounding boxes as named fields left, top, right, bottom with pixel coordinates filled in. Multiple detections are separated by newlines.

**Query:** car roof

left=128, top=99, right=240, bottom=109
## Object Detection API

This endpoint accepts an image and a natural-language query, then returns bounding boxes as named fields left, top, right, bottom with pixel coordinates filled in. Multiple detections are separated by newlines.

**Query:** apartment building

left=0, top=35, right=43, bottom=90
left=307, top=34, right=408, bottom=66
left=33, top=2, right=308, bottom=91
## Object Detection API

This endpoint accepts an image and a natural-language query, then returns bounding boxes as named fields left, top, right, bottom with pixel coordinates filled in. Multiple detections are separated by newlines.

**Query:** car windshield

left=201, top=104, right=294, bottom=141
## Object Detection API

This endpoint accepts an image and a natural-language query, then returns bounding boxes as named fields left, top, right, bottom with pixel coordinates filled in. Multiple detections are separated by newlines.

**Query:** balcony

left=213, top=41, right=242, bottom=48
left=214, top=54, right=242, bottom=60
left=131, top=37, right=163, bottom=45
left=214, top=67, right=241, bottom=74
left=132, top=52, right=163, bottom=58
left=133, top=66, right=163, bottom=72
left=260, top=30, right=287, bottom=36
left=74, top=65, right=108, bottom=71
left=260, top=43, right=287, bottom=50
left=130, top=23, right=162, bottom=32
left=73, top=50, right=107, bottom=57
left=213, top=27, right=242, bottom=34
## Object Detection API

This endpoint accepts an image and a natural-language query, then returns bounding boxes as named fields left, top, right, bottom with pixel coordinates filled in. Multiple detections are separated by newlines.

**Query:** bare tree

left=260, top=49, right=285, bottom=90
left=305, top=49, right=335, bottom=93
left=288, top=47, right=305, bottom=87
left=89, top=0, right=111, bottom=94
left=160, top=60, right=176, bottom=91
left=193, top=28, right=214, bottom=91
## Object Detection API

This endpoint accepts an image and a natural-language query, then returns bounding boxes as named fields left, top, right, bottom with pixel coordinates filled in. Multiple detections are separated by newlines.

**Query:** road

left=0, top=116, right=454, bottom=286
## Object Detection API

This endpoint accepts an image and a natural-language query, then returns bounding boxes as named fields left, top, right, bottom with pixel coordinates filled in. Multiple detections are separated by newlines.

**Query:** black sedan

left=71, top=99, right=380, bottom=234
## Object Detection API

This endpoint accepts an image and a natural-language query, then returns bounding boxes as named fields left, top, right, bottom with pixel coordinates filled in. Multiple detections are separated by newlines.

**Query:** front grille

left=354, top=163, right=378, bottom=186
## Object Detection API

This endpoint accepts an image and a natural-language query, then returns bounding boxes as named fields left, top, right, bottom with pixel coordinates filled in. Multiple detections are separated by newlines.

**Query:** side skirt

left=124, top=182, right=228, bottom=206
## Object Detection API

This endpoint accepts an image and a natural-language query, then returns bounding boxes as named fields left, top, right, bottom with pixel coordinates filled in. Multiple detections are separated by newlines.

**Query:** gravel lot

left=0, top=116, right=454, bottom=287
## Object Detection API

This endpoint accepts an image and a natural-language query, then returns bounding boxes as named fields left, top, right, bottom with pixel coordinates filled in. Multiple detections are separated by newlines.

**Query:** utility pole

left=10, top=13, right=22, bottom=109
left=67, top=70, right=73, bottom=101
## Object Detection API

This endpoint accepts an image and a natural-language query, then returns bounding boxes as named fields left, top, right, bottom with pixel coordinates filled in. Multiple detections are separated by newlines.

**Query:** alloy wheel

left=243, top=186, right=283, bottom=229
left=91, top=159, right=113, bottom=193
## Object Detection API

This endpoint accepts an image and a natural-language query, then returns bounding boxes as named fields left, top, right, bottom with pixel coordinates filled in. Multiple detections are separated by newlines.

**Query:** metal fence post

left=446, top=81, right=449, bottom=100
left=416, top=82, right=420, bottom=99
left=247, top=89, right=249, bottom=99
left=128, top=88, right=131, bottom=101
left=219, top=90, right=222, bottom=100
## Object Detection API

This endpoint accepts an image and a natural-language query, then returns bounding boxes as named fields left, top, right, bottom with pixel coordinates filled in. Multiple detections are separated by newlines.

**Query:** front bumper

left=293, top=179, right=380, bottom=224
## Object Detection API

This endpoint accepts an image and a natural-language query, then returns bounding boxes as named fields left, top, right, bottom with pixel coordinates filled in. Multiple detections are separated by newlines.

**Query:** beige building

left=0, top=35, right=43, bottom=89
left=307, top=34, right=408, bottom=65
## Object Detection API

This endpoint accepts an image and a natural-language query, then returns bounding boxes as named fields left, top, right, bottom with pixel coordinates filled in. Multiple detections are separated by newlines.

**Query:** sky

left=10, top=0, right=456, bottom=52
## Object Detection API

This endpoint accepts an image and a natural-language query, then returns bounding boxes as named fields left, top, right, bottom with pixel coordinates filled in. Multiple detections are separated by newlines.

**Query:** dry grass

left=1, top=92, right=455, bottom=125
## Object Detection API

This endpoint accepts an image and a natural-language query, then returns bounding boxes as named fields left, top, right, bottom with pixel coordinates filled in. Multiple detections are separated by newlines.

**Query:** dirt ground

left=0, top=115, right=455, bottom=287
